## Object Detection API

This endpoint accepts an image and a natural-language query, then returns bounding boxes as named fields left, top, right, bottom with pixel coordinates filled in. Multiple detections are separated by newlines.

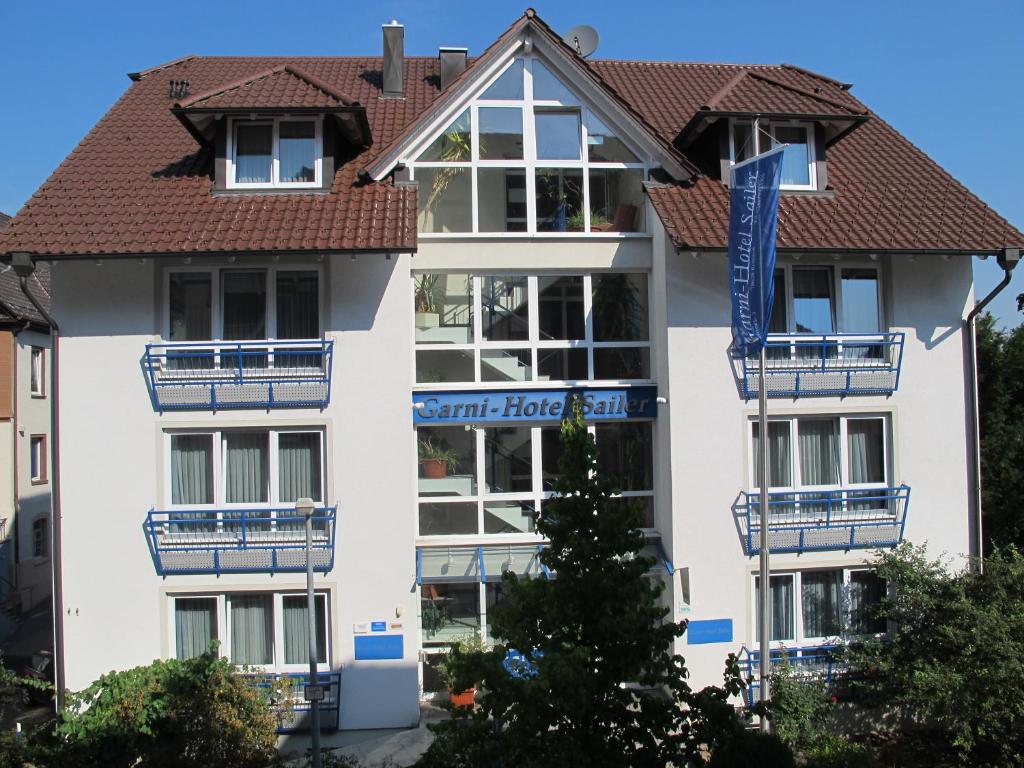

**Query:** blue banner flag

left=728, top=146, right=785, bottom=359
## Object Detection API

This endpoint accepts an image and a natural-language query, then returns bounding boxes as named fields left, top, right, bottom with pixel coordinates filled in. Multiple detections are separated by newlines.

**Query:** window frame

left=30, top=347, right=45, bottom=397
left=728, top=118, right=818, bottom=191
left=408, top=56, right=650, bottom=237
left=772, top=262, right=885, bottom=336
left=31, top=516, right=48, bottom=559
left=752, top=567, right=888, bottom=649
left=225, top=116, right=324, bottom=190
left=30, top=434, right=47, bottom=485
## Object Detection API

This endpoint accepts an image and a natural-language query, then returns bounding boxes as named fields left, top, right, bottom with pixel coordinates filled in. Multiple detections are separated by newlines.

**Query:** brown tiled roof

left=0, top=11, right=1020, bottom=258
left=0, top=262, right=51, bottom=327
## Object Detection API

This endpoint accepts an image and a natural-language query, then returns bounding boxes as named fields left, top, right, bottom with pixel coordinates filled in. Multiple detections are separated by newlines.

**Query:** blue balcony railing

left=740, top=645, right=842, bottom=707
left=736, top=333, right=904, bottom=398
left=737, top=485, right=910, bottom=554
left=247, top=671, right=341, bottom=733
left=143, top=339, right=333, bottom=412
left=145, top=506, right=337, bottom=575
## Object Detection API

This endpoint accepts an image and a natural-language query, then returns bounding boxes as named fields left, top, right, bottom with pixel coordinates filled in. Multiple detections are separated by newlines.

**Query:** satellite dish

left=563, top=25, right=599, bottom=58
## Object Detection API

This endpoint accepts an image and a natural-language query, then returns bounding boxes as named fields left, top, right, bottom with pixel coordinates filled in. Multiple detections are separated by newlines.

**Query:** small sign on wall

left=370, top=621, right=387, bottom=632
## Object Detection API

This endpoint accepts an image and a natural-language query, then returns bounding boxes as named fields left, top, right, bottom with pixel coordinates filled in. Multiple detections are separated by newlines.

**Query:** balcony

left=735, top=333, right=904, bottom=398
left=143, top=340, right=333, bottom=412
left=247, top=671, right=341, bottom=733
left=145, top=506, right=337, bottom=575
left=739, top=645, right=842, bottom=707
left=737, top=486, right=910, bottom=555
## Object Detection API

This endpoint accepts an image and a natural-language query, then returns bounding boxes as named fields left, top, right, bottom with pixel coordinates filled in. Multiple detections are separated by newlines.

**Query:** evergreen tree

left=419, top=403, right=750, bottom=767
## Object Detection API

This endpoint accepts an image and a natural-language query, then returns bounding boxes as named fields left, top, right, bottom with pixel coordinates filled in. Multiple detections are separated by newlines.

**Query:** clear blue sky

left=2, top=0, right=1021, bottom=324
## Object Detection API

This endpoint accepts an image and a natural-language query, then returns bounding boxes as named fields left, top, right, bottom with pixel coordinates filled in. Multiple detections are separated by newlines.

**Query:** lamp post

left=295, top=497, right=321, bottom=768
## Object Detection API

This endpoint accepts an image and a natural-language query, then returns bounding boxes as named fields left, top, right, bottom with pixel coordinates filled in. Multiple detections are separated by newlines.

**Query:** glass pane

left=593, top=348, right=649, bottom=380
left=175, top=598, right=216, bottom=660
left=850, top=571, right=887, bottom=634
left=752, top=421, right=793, bottom=489
left=481, top=276, right=529, bottom=341
left=755, top=575, right=795, bottom=641
left=418, top=109, right=471, bottom=162
left=797, top=419, right=840, bottom=486
left=586, top=112, right=639, bottom=163
left=283, top=595, right=327, bottom=664
left=230, top=594, right=273, bottom=665
left=478, top=169, right=527, bottom=232
left=733, top=122, right=753, bottom=163
left=802, top=570, right=843, bottom=638
left=416, top=349, right=475, bottom=383
left=847, top=419, right=885, bottom=484
left=841, top=269, right=880, bottom=334
left=276, top=271, right=319, bottom=339
left=479, top=107, right=523, bottom=160
left=417, top=167, right=472, bottom=233
left=535, top=111, right=581, bottom=160
left=484, top=426, right=532, bottom=494
left=421, top=583, right=480, bottom=645
left=541, top=426, right=563, bottom=492
left=169, top=273, right=211, bottom=342
left=538, top=276, right=584, bottom=341
left=532, top=59, right=576, bottom=103
left=234, top=123, right=272, bottom=183
left=225, top=432, right=269, bottom=504
left=588, top=169, right=644, bottom=232
left=774, top=126, right=812, bottom=186
left=484, top=500, right=535, bottom=534
left=171, top=434, right=213, bottom=505
left=481, top=59, right=524, bottom=100
left=222, top=271, right=267, bottom=340
left=415, top=273, right=473, bottom=344
left=481, top=349, right=532, bottom=382
left=418, top=426, right=477, bottom=496
left=792, top=267, right=834, bottom=334
left=595, top=422, right=653, bottom=492
left=422, top=655, right=447, bottom=693
left=769, top=268, right=787, bottom=334
left=485, top=583, right=506, bottom=640
left=537, top=348, right=587, bottom=381
left=593, top=274, right=649, bottom=341
left=278, top=432, right=322, bottom=503
left=535, top=169, right=583, bottom=232
left=279, top=120, right=316, bottom=183
left=419, top=502, right=479, bottom=535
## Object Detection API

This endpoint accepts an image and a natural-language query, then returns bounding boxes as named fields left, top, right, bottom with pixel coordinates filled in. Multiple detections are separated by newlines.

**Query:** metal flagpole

left=758, top=346, right=771, bottom=733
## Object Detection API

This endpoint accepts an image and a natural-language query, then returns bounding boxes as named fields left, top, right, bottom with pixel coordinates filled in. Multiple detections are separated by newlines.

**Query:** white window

left=753, top=568, right=887, bottom=647
left=730, top=119, right=817, bottom=191
left=166, top=267, right=321, bottom=343
left=414, top=273, right=651, bottom=384
left=416, top=420, right=654, bottom=537
left=171, top=592, right=329, bottom=671
left=30, top=347, right=44, bottom=397
left=226, top=117, right=322, bottom=189
left=768, top=264, right=883, bottom=336
left=409, top=56, right=648, bottom=235
left=167, top=428, right=325, bottom=508
left=30, top=435, right=46, bottom=484
left=32, top=517, right=48, bottom=559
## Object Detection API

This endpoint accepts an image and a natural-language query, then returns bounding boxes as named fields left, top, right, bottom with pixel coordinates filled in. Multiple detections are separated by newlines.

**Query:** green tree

left=976, top=311, right=1024, bottom=550
left=419, top=404, right=755, bottom=767
left=844, top=543, right=1024, bottom=767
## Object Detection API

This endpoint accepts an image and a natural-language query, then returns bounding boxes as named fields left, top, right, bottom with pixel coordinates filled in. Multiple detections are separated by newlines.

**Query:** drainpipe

left=965, top=247, right=1019, bottom=572
left=9, top=252, right=63, bottom=711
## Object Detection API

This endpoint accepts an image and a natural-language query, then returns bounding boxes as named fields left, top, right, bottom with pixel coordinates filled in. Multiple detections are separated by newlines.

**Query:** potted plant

left=414, top=274, right=441, bottom=330
left=438, top=633, right=488, bottom=709
left=419, top=436, right=459, bottom=479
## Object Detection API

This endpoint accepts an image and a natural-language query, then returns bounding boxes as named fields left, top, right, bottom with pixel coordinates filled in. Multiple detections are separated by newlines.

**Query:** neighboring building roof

left=0, top=10, right=1020, bottom=258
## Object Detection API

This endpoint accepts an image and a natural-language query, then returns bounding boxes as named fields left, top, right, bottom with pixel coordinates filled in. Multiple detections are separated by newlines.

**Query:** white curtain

left=225, top=433, right=268, bottom=504
left=171, top=435, right=212, bottom=505
left=753, top=422, right=792, bottom=488
left=848, top=420, right=885, bottom=484
left=230, top=595, right=272, bottom=665
left=175, top=598, right=215, bottom=659
left=235, top=124, right=272, bottom=184
left=278, top=433, right=321, bottom=503
left=756, top=575, right=794, bottom=642
left=278, top=121, right=316, bottom=183
left=798, top=419, right=840, bottom=486
left=283, top=596, right=326, bottom=664
left=802, top=571, right=843, bottom=637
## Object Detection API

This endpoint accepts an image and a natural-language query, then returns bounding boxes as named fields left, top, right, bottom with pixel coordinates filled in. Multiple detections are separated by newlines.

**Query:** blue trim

left=739, top=645, right=840, bottom=707
left=145, top=506, right=337, bottom=575
left=537, top=544, right=552, bottom=580
left=247, top=671, right=340, bottom=733
left=739, top=485, right=910, bottom=555
left=687, top=619, right=733, bottom=644
left=477, top=546, right=487, bottom=582
left=655, top=539, right=674, bottom=575
left=355, top=635, right=404, bottom=661
left=738, top=333, right=905, bottom=399
left=143, top=339, right=333, bottom=412
left=415, top=547, right=423, bottom=586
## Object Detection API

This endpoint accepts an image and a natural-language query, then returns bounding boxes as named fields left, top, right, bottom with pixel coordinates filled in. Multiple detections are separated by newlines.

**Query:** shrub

left=708, top=730, right=796, bottom=768
left=768, top=659, right=833, bottom=752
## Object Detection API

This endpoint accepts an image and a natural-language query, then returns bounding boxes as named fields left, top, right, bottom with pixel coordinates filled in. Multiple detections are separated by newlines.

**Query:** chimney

left=382, top=20, right=404, bottom=98
left=439, top=47, right=468, bottom=91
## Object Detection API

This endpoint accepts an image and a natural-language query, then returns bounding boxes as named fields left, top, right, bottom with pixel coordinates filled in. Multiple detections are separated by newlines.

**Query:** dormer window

left=227, top=117, right=322, bottom=189
left=730, top=119, right=817, bottom=191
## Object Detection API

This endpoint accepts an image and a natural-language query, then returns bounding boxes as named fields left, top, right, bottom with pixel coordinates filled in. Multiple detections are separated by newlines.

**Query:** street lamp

left=295, top=497, right=321, bottom=768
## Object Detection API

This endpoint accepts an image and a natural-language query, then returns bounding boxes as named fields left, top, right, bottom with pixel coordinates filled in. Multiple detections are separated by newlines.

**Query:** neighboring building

left=0, top=210, right=53, bottom=615
left=1, top=9, right=1021, bottom=730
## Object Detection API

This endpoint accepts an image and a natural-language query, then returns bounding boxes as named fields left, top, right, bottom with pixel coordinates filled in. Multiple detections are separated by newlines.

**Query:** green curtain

left=225, top=433, right=268, bottom=504
left=175, top=598, right=215, bottom=660
left=171, top=435, right=213, bottom=505
left=230, top=595, right=272, bottom=665
left=282, top=596, right=327, bottom=664
left=278, top=433, right=322, bottom=503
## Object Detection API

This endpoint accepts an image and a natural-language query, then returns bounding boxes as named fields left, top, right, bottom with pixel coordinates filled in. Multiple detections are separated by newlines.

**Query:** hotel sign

left=413, top=387, right=658, bottom=425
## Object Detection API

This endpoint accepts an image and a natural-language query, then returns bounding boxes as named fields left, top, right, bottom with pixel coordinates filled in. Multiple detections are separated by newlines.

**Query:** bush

left=768, top=660, right=833, bottom=752
left=708, top=730, right=795, bottom=768
left=802, top=735, right=875, bottom=768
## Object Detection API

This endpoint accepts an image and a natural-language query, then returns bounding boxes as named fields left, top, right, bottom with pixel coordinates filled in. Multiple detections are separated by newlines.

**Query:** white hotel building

left=2, top=9, right=1022, bottom=731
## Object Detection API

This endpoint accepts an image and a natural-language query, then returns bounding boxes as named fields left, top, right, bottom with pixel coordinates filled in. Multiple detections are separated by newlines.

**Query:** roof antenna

left=562, top=25, right=599, bottom=58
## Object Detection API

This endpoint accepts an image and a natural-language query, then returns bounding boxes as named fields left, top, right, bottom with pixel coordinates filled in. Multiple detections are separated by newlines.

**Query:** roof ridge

left=282, top=63, right=355, bottom=106
left=128, top=54, right=198, bottom=81
left=746, top=71, right=866, bottom=115
left=176, top=65, right=286, bottom=107
left=703, top=69, right=753, bottom=110
left=780, top=63, right=852, bottom=91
